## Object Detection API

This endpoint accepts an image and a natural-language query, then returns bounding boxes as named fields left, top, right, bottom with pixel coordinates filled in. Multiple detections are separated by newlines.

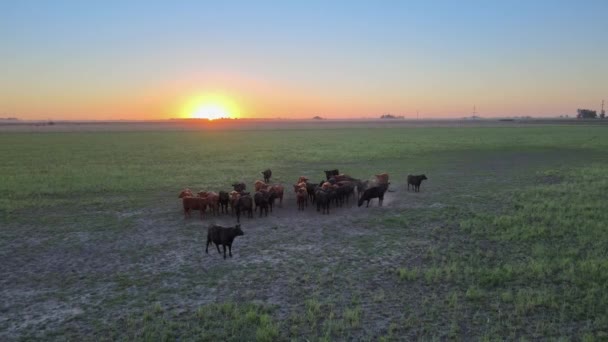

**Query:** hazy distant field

left=1, top=124, right=608, bottom=340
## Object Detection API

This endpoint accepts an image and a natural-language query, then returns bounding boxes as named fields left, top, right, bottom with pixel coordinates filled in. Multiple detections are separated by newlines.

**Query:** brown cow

left=268, top=184, right=284, bottom=207
left=198, top=191, right=220, bottom=216
left=321, top=182, right=332, bottom=190
left=179, top=189, right=206, bottom=219
left=296, top=187, right=308, bottom=210
left=375, top=173, right=390, bottom=184
left=254, top=180, right=268, bottom=192
left=178, top=188, right=194, bottom=198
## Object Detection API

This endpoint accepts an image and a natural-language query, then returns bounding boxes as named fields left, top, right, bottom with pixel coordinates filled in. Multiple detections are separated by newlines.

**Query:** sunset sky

left=1, top=1, right=607, bottom=120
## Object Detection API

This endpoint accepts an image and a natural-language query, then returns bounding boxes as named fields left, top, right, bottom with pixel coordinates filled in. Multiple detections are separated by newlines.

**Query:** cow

left=296, top=187, right=308, bottom=210
left=218, top=191, right=230, bottom=214
left=268, top=184, right=284, bottom=207
left=355, top=180, right=369, bottom=199
left=178, top=188, right=193, bottom=198
left=231, top=182, right=246, bottom=193
left=375, top=173, right=390, bottom=185
left=254, top=190, right=270, bottom=217
left=179, top=189, right=206, bottom=219
left=333, top=174, right=356, bottom=182
left=235, top=194, right=254, bottom=223
left=407, top=174, right=428, bottom=192
left=324, top=169, right=340, bottom=180
left=254, top=180, right=268, bottom=192
left=320, top=181, right=333, bottom=190
left=315, top=188, right=330, bottom=214
left=261, top=169, right=272, bottom=183
left=198, top=191, right=220, bottom=216
left=306, top=182, right=318, bottom=203
left=229, top=191, right=240, bottom=215
left=180, top=196, right=206, bottom=219
left=267, top=188, right=278, bottom=212
left=336, top=181, right=355, bottom=206
left=206, top=224, right=244, bottom=259
left=358, top=183, right=390, bottom=208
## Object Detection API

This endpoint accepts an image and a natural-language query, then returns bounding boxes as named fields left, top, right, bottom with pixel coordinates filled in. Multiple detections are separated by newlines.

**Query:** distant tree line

left=577, top=109, right=597, bottom=119
left=380, top=114, right=404, bottom=119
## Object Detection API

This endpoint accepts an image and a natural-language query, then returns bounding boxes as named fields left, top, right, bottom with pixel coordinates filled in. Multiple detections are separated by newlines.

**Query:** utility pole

left=472, top=105, right=477, bottom=117
left=601, top=100, right=605, bottom=118
left=417, top=110, right=419, bottom=120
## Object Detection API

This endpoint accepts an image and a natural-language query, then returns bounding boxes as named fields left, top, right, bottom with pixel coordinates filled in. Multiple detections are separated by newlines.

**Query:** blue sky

left=1, top=0, right=607, bottom=119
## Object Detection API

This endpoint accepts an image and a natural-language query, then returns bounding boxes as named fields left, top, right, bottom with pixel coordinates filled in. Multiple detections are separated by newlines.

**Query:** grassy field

left=1, top=125, right=608, bottom=340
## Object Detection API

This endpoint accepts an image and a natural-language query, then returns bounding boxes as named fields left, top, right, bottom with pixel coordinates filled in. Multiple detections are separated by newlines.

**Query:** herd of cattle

left=187, top=169, right=428, bottom=258
left=178, top=168, right=428, bottom=222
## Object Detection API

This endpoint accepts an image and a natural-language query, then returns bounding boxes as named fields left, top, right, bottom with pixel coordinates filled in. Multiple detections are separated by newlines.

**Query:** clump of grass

left=465, top=286, right=484, bottom=302
left=112, top=302, right=278, bottom=341
left=305, top=298, right=322, bottom=325
left=344, top=306, right=362, bottom=328
left=255, top=314, right=279, bottom=342
left=397, top=267, right=419, bottom=281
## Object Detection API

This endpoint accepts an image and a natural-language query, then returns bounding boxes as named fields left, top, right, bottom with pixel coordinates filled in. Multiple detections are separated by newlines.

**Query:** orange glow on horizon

left=180, top=93, right=240, bottom=120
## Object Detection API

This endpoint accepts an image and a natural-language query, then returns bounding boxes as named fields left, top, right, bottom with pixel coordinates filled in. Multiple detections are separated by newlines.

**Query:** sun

left=181, top=94, right=239, bottom=120
left=191, top=103, right=229, bottom=120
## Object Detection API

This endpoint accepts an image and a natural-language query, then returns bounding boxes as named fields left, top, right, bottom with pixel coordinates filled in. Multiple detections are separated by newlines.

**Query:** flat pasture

left=1, top=123, right=607, bottom=340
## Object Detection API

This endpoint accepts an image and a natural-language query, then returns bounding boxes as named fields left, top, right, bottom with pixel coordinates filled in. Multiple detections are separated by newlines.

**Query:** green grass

left=2, top=125, right=608, bottom=340
left=389, top=165, right=608, bottom=339
left=94, top=302, right=278, bottom=342
left=2, top=126, right=607, bottom=217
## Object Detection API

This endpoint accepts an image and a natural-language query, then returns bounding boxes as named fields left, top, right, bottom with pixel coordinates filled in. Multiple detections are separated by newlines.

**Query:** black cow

left=218, top=191, right=230, bottom=214
left=336, top=181, right=355, bottom=206
left=206, top=224, right=244, bottom=259
left=407, top=174, right=428, bottom=192
left=261, top=169, right=272, bottom=183
left=355, top=180, right=369, bottom=199
left=267, top=189, right=278, bottom=212
left=358, top=183, right=390, bottom=207
left=235, top=194, right=254, bottom=223
left=231, top=182, right=246, bottom=193
left=306, top=182, right=317, bottom=203
left=315, top=188, right=331, bottom=214
left=254, top=191, right=270, bottom=217
left=324, top=169, right=340, bottom=180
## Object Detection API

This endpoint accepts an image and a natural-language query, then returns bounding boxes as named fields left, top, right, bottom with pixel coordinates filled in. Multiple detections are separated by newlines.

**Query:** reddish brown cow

left=198, top=191, right=220, bottom=216
left=296, top=187, right=308, bottom=210
left=254, top=180, right=268, bottom=192
left=375, top=173, right=390, bottom=184
left=178, top=188, right=194, bottom=198
left=178, top=189, right=206, bottom=219
left=269, top=184, right=284, bottom=207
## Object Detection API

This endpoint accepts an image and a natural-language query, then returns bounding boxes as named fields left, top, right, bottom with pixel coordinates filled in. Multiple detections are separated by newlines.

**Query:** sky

left=1, top=0, right=607, bottom=120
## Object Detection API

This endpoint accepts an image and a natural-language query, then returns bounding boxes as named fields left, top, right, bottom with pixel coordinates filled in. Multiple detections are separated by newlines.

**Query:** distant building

left=577, top=109, right=597, bottom=119
left=312, top=116, right=324, bottom=120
